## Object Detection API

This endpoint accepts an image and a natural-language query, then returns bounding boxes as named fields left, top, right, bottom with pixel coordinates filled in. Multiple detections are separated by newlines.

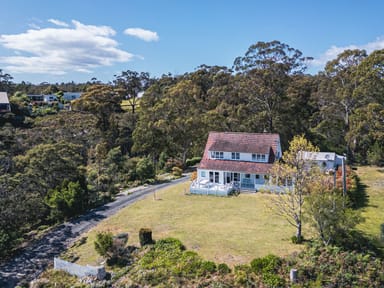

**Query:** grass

left=68, top=182, right=301, bottom=267
left=355, top=166, right=384, bottom=245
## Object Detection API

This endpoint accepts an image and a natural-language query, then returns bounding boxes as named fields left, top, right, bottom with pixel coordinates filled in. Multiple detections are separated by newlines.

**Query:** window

left=211, top=151, right=224, bottom=159
left=231, top=152, right=240, bottom=160
left=233, top=173, right=240, bottom=182
left=201, top=171, right=206, bottom=177
left=261, top=154, right=266, bottom=161
left=252, top=154, right=256, bottom=161
left=255, top=174, right=260, bottom=179
left=209, top=171, right=220, bottom=183
left=257, top=154, right=261, bottom=160
left=245, top=174, right=250, bottom=178
left=215, top=172, right=219, bottom=183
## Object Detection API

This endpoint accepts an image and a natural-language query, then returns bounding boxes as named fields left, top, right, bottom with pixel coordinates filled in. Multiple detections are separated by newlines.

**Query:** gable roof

left=199, top=132, right=280, bottom=174
left=204, top=132, right=280, bottom=155
left=0, top=92, right=9, bottom=104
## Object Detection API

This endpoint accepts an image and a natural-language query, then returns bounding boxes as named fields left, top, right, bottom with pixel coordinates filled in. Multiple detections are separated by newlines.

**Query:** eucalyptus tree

left=71, top=84, right=122, bottom=141
left=233, top=41, right=312, bottom=133
left=113, top=70, right=152, bottom=115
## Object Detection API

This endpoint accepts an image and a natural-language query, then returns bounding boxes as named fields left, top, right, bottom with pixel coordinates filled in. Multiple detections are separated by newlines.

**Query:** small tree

left=270, top=135, right=319, bottom=241
left=306, top=177, right=361, bottom=246
left=94, top=231, right=114, bottom=258
left=136, top=157, right=155, bottom=183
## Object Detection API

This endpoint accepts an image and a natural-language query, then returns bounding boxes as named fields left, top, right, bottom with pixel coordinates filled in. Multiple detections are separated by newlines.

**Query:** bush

left=94, top=231, right=113, bottom=257
left=199, top=260, right=217, bottom=275
left=218, top=263, right=231, bottom=275
left=171, top=166, right=183, bottom=177
left=139, top=228, right=154, bottom=247
left=250, top=254, right=282, bottom=274
left=185, top=157, right=201, bottom=167
left=164, top=158, right=183, bottom=172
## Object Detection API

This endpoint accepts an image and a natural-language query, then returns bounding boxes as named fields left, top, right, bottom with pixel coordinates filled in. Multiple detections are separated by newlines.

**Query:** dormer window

left=211, top=151, right=224, bottom=159
left=231, top=152, right=240, bottom=160
left=252, top=153, right=267, bottom=162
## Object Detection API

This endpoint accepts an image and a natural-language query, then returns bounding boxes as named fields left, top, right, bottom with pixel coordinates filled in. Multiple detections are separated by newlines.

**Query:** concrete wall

left=54, top=258, right=106, bottom=280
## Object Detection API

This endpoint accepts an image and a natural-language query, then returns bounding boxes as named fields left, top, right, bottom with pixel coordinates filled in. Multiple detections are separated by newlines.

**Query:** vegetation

left=1, top=40, right=384, bottom=284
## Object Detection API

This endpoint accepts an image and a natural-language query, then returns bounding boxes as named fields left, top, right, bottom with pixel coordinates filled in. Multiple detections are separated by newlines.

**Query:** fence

left=54, top=257, right=106, bottom=280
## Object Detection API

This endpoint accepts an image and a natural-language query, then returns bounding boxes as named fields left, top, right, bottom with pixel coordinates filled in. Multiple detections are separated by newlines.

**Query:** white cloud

left=124, top=27, right=159, bottom=42
left=0, top=20, right=134, bottom=75
left=311, top=36, right=384, bottom=67
left=48, top=18, right=69, bottom=27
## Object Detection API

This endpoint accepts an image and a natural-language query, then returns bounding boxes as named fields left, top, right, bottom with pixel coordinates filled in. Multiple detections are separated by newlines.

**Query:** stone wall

left=54, top=258, right=106, bottom=280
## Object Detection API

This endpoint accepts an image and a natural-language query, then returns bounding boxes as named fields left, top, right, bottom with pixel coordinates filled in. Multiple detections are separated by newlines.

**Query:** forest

left=0, top=40, right=383, bottom=258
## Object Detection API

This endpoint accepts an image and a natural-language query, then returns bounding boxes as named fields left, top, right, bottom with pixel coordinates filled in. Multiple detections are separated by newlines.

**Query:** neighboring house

left=28, top=94, right=58, bottom=103
left=43, top=94, right=58, bottom=103
left=28, top=94, right=45, bottom=103
left=63, top=92, right=82, bottom=102
left=300, top=151, right=345, bottom=173
left=0, top=92, right=11, bottom=113
left=191, top=132, right=283, bottom=195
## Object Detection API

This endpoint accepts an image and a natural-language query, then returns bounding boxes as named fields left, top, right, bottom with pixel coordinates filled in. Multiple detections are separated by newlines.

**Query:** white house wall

left=209, top=151, right=269, bottom=163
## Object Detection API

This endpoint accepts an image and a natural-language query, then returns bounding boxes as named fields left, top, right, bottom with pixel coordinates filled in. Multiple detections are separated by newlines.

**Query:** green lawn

left=355, top=166, right=384, bottom=245
left=69, top=182, right=301, bottom=267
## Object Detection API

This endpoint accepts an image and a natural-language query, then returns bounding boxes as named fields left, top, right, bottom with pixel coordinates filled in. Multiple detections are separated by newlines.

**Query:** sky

left=0, top=0, right=383, bottom=84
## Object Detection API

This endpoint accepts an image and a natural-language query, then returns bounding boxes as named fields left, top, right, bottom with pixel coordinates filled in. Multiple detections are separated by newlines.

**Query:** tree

left=306, top=178, right=361, bottom=246
left=71, top=84, right=122, bottom=136
left=0, top=69, right=13, bottom=92
left=233, top=41, right=312, bottom=133
left=136, top=157, right=155, bottom=183
left=45, top=180, right=88, bottom=221
left=270, top=135, right=319, bottom=241
left=114, top=70, right=152, bottom=115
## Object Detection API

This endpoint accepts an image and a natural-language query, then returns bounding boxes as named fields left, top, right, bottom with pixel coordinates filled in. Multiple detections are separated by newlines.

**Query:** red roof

left=199, top=159, right=273, bottom=174
left=199, top=132, right=280, bottom=174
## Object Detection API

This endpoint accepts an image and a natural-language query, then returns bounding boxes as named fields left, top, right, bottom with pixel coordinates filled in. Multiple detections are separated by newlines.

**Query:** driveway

left=0, top=176, right=189, bottom=287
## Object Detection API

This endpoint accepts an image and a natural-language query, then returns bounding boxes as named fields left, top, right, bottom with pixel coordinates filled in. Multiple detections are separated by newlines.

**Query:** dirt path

left=0, top=176, right=189, bottom=287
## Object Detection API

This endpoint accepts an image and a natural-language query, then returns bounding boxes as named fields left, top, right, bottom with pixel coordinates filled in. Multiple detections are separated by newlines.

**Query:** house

left=190, top=132, right=282, bottom=195
left=63, top=92, right=82, bottom=102
left=300, top=151, right=345, bottom=173
left=0, top=92, right=11, bottom=113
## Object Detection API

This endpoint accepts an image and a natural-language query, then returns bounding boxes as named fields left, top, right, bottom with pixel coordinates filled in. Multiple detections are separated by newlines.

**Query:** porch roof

left=199, top=159, right=273, bottom=174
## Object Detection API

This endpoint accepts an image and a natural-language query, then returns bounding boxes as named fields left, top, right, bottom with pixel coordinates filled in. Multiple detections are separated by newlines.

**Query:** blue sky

left=0, top=0, right=383, bottom=84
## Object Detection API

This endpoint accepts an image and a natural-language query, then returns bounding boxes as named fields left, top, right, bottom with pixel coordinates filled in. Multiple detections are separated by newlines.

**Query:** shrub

left=164, top=158, right=183, bottom=172
left=185, top=157, right=201, bottom=167
left=199, top=260, right=217, bottom=275
left=94, top=231, right=113, bottom=257
left=139, top=228, right=154, bottom=247
left=250, top=254, right=282, bottom=274
left=218, top=263, right=231, bottom=275
left=171, top=166, right=183, bottom=177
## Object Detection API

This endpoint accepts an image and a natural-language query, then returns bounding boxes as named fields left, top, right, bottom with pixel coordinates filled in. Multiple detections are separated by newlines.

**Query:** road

left=0, top=176, right=189, bottom=287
